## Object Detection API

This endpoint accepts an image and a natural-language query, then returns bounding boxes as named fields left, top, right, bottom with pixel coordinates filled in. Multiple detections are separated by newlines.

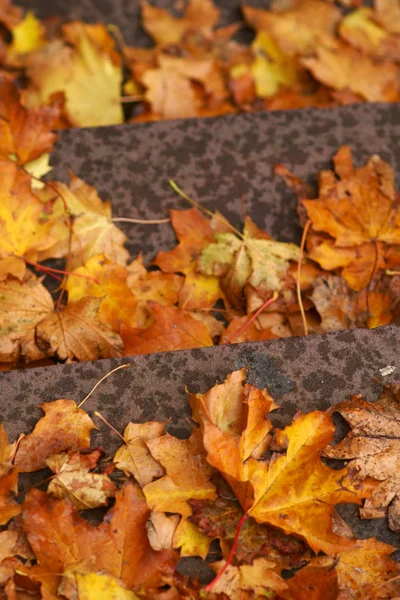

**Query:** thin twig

left=112, top=217, right=170, bottom=224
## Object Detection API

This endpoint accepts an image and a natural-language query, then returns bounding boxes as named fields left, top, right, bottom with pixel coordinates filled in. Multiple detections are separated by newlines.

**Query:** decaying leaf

left=46, top=450, right=116, bottom=509
left=323, top=386, right=400, bottom=532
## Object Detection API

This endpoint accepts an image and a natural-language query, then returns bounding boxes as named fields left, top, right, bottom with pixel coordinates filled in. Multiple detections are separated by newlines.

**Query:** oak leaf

left=143, top=431, right=217, bottom=516
left=121, top=303, right=213, bottom=356
left=24, top=26, right=123, bottom=127
left=38, top=174, right=129, bottom=269
left=46, top=450, right=116, bottom=509
left=23, top=482, right=177, bottom=592
left=14, top=399, right=95, bottom=472
left=303, top=146, right=400, bottom=291
left=114, top=421, right=165, bottom=487
left=154, top=208, right=225, bottom=310
left=0, top=274, right=53, bottom=363
left=141, top=0, right=219, bottom=46
left=36, top=298, right=124, bottom=363
left=323, top=386, right=400, bottom=532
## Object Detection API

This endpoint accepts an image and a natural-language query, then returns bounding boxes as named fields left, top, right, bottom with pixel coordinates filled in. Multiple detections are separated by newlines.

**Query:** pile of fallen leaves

left=1, top=367, right=400, bottom=599
left=1, top=78, right=400, bottom=368
left=1, top=0, right=400, bottom=125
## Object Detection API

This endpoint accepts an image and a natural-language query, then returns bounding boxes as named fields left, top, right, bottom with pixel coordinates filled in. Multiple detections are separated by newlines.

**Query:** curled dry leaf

left=36, top=297, right=124, bottom=363
left=210, top=558, right=287, bottom=597
left=323, top=386, right=400, bottom=532
left=14, top=399, right=95, bottom=472
left=46, top=450, right=116, bottom=509
left=147, top=511, right=180, bottom=551
left=114, top=421, right=165, bottom=487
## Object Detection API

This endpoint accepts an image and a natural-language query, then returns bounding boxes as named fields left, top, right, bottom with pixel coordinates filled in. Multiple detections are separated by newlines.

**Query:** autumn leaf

left=154, top=208, right=225, bottom=310
left=141, top=0, right=220, bottom=46
left=147, top=511, right=180, bottom=551
left=0, top=469, right=20, bottom=525
left=23, top=482, right=177, bottom=592
left=242, top=0, right=341, bottom=56
left=280, top=556, right=339, bottom=600
left=0, top=0, right=21, bottom=29
left=0, top=273, right=53, bottom=363
left=46, top=450, right=116, bottom=509
left=114, top=421, right=165, bottom=487
left=14, top=399, right=95, bottom=472
left=38, top=174, right=129, bottom=269
left=121, top=303, right=213, bottom=356
left=0, top=160, right=56, bottom=262
left=300, top=146, right=400, bottom=291
left=192, top=372, right=375, bottom=554
left=323, top=386, right=400, bottom=532
left=0, top=78, right=59, bottom=165
left=302, top=37, right=399, bottom=102
left=75, top=572, right=140, bottom=600
left=172, top=517, right=211, bottom=559
left=24, top=25, right=123, bottom=127
left=36, top=298, right=124, bottom=362
left=143, top=431, right=217, bottom=516
left=8, top=11, right=45, bottom=56
left=209, top=558, right=287, bottom=597
left=199, top=218, right=300, bottom=309
left=339, top=7, right=400, bottom=61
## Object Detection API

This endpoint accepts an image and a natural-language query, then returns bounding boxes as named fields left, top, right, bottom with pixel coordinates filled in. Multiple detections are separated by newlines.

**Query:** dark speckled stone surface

left=1, top=326, right=400, bottom=545
left=49, top=104, right=400, bottom=262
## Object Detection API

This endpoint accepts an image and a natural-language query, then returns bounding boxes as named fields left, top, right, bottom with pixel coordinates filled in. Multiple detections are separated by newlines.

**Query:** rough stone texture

left=1, top=325, right=399, bottom=545
left=49, top=103, right=400, bottom=262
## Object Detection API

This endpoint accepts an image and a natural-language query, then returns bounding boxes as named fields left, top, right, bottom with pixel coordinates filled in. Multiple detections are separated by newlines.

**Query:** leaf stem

left=205, top=513, right=249, bottom=592
left=25, top=260, right=100, bottom=285
left=77, top=363, right=131, bottom=409
left=297, top=219, right=311, bottom=336
left=93, top=411, right=127, bottom=444
left=226, top=292, right=278, bottom=343
left=112, top=217, right=170, bottom=224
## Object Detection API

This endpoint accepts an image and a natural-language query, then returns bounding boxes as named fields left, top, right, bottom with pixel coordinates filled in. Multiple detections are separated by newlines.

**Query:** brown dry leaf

left=0, top=425, right=16, bottom=476
left=323, top=386, right=400, bottom=532
left=141, top=0, right=219, bottom=46
left=302, top=37, right=399, bottom=102
left=374, top=0, right=400, bottom=35
left=281, top=556, right=339, bottom=600
left=147, top=511, right=180, bottom=551
left=0, top=274, right=53, bottom=363
left=143, top=431, right=217, bottom=516
left=0, top=469, right=20, bottom=525
left=339, top=7, right=400, bottom=61
left=23, top=482, right=177, bottom=592
left=210, top=558, right=287, bottom=597
left=0, top=0, right=21, bottom=29
left=243, top=1, right=341, bottom=56
left=36, top=298, right=124, bottom=362
left=46, top=450, right=116, bottom=509
left=303, top=146, right=400, bottom=291
left=14, top=399, right=95, bottom=472
left=0, top=78, right=60, bottom=165
left=335, top=538, right=400, bottom=599
left=154, top=208, right=225, bottom=310
left=114, top=421, right=165, bottom=487
left=121, top=303, right=213, bottom=356
left=38, top=174, right=129, bottom=269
